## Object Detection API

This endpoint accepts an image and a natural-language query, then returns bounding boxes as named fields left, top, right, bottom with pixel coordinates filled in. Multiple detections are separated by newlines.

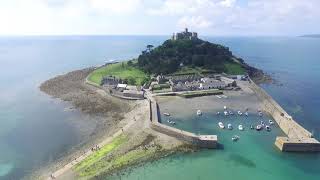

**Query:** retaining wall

left=149, top=98, right=217, bottom=149
left=248, top=79, right=320, bottom=152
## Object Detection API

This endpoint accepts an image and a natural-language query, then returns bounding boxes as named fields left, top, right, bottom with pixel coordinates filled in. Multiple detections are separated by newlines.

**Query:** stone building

left=172, top=28, right=198, bottom=41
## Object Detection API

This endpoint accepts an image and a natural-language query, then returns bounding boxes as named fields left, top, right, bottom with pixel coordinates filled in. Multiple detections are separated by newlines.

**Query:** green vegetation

left=138, top=38, right=246, bottom=75
left=224, top=62, right=245, bottom=75
left=178, top=89, right=223, bottom=98
left=152, top=84, right=170, bottom=90
left=74, top=135, right=127, bottom=175
left=87, top=61, right=149, bottom=86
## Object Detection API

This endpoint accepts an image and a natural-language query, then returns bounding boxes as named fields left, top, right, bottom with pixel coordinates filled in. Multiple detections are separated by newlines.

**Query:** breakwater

left=148, top=97, right=217, bottom=149
left=248, top=79, right=320, bottom=152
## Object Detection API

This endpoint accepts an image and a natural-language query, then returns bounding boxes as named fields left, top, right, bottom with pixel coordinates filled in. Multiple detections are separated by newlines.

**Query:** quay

left=247, top=79, right=320, bottom=152
left=147, top=92, right=218, bottom=149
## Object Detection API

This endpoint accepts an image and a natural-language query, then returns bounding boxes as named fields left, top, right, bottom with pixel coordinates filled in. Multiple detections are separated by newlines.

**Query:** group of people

left=91, top=144, right=100, bottom=151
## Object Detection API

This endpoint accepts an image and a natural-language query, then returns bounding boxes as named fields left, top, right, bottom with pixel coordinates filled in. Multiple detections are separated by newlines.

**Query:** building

left=221, top=76, right=237, bottom=87
left=172, top=28, right=198, bottom=41
left=101, top=76, right=121, bottom=87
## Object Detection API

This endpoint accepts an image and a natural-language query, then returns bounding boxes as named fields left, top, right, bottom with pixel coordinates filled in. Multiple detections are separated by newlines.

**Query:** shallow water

left=0, top=36, right=319, bottom=179
left=108, top=37, right=320, bottom=180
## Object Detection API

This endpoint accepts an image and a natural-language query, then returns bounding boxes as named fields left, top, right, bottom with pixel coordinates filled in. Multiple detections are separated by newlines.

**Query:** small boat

left=238, top=125, right=244, bottom=131
left=269, top=119, right=274, bottom=125
left=265, top=125, right=271, bottom=131
left=237, top=111, right=243, bottom=116
left=216, top=112, right=220, bottom=115
left=256, top=125, right=263, bottom=131
left=224, top=106, right=227, bottom=110
left=260, top=121, right=265, bottom=126
left=163, top=112, right=170, bottom=116
left=167, top=120, right=176, bottom=125
left=250, top=125, right=254, bottom=130
left=259, top=111, right=263, bottom=117
left=245, top=112, right=249, bottom=116
left=224, top=111, right=229, bottom=116
left=197, top=110, right=202, bottom=116
left=229, top=111, right=234, bottom=115
left=227, top=123, right=233, bottom=130
left=232, top=135, right=240, bottom=142
left=218, top=122, right=225, bottom=129
left=216, top=95, right=222, bottom=99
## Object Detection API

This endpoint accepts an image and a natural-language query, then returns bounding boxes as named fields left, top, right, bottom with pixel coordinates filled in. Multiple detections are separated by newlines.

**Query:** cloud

left=178, top=16, right=212, bottom=29
left=89, top=0, right=142, bottom=14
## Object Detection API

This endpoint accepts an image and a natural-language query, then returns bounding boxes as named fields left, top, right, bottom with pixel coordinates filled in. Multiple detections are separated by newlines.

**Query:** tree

left=146, top=45, right=154, bottom=52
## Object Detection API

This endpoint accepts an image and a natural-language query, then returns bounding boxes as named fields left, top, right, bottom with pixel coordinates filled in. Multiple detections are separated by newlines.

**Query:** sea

left=0, top=36, right=319, bottom=180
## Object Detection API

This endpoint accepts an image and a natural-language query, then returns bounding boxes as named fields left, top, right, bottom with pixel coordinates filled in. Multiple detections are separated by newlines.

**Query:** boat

left=224, top=106, right=227, bottom=110
left=269, top=119, right=274, bottom=125
left=218, top=122, right=225, bottom=129
left=237, top=111, right=243, bottom=116
left=232, top=135, right=240, bottom=142
left=256, top=125, right=263, bottom=131
left=229, top=111, right=234, bottom=115
left=227, top=123, right=233, bottom=130
left=163, top=112, right=170, bottom=116
left=250, top=125, right=254, bottom=130
left=216, top=112, right=220, bottom=115
left=224, top=111, right=229, bottom=116
left=260, top=121, right=265, bottom=126
left=259, top=111, right=263, bottom=117
left=197, top=110, right=202, bottom=116
left=265, top=125, right=271, bottom=131
left=245, top=112, right=249, bottom=116
left=167, top=120, right=176, bottom=125
left=216, top=95, right=222, bottom=99
left=238, top=125, right=244, bottom=131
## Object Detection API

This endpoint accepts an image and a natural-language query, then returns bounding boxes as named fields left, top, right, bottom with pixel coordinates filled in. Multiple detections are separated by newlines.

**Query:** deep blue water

left=0, top=36, right=319, bottom=179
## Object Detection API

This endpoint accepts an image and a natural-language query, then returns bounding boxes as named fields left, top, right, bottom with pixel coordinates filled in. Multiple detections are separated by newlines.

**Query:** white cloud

left=89, top=0, right=142, bottom=14
left=178, top=16, right=212, bottom=29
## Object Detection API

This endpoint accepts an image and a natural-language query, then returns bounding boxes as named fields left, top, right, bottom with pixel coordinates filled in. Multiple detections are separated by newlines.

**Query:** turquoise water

left=0, top=36, right=319, bottom=179
left=108, top=37, right=320, bottom=180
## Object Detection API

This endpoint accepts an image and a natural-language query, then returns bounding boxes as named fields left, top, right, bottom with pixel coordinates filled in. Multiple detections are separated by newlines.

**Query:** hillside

left=137, top=38, right=248, bottom=75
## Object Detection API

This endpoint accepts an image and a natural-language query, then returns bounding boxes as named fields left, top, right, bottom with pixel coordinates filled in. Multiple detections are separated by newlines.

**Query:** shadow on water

left=228, top=153, right=257, bottom=168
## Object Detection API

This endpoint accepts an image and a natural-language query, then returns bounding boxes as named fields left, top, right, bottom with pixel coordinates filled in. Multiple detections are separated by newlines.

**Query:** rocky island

left=39, top=29, right=320, bottom=180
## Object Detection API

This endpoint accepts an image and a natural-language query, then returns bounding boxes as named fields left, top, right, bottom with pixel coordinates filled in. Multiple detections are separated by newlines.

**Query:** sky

left=0, top=0, right=319, bottom=36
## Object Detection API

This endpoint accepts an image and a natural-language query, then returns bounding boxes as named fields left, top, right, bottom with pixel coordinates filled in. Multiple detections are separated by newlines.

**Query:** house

left=221, top=77, right=237, bottom=87
left=101, top=76, right=121, bottom=87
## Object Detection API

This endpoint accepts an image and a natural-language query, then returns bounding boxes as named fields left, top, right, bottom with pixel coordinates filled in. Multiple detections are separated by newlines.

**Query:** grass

left=87, top=62, right=149, bottom=86
left=171, top=66, right=209, bottom=75
left=112, top=148, right=156, bottom=169
left=224, top=62, right=245, bottom=75
left=74, top=135, right=127, bottom=174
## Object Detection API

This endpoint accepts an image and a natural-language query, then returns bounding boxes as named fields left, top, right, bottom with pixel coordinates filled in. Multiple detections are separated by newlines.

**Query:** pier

left=147, top=93, right=218, bottom=149
left=248, top=79, right=320, bottom=152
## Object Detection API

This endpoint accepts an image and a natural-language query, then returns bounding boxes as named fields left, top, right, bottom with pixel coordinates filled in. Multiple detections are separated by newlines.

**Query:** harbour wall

left=149, top=97, right=217, bottom=149
left=248, top=79, right=320, bottom=152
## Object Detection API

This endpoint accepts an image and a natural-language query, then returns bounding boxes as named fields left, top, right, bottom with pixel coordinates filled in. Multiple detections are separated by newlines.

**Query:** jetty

left=247, top=79, right=320, bottom=152
left=146, top=91, right=218, bottom=149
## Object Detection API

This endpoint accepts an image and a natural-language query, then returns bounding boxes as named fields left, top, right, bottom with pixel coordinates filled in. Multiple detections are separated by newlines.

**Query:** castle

left=172, top=28, right=198, bottom=40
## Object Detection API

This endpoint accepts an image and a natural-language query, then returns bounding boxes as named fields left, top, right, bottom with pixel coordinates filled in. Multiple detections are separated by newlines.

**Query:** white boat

left=224, top=111, right=229, bottom=116
left=269, top=120, right=274, bottom=125
left=250, top=125, right=254, bottom=130
left=256, top=125, right=263, bottom=131
left=197, top=110, right=202, bottom=116
left=237, top=111, right=243, bottom=116
left=265, top=125, right=271, bottom=131
left=167, top=120, right=176, bottom=125
left=229, top=111, right=234, bottom=115
left=232, top=135, right=240, bottom=141
left=260, top=121, right=265, bottom=126
left=227, top=124, right=233, bottom=130
left=245, top=112, right=249, bottom=116
left=218, top=122, right=225, bottom=129
left=163, top=112, right=170, bottom=116
left=216, top=112, right=220, bottom=115
left=224, top=106, right=227, bottom=110
left=259, top=111, right=263, bottom=117
left=216, top=95, right=222, bottom=99
left=238, top=125, right=244, bottom=131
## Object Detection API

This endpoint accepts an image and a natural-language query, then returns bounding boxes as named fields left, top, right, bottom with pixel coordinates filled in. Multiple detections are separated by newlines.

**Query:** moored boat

left=232, top=135, right=240, bottom=141
left=266, top=125, right=271, bottom=131
left=227, top=123, right=233, bottom=130
left=163, top=112, right=170, bottom=116
left=237, top=111, right=243, bottom=116
left=250, top=125, right=254, bottom=129
left=197, top=110, right=202, bottom=116
left=216, top=111, right=220, bottom=115
left=238, top=124, right=244, bottom=131
left=218, top=122, right=225, bottom=129
left=269, top=119, right=274, bottom=125
left=245, top=112, right=249, bottom=116
left=224, top=111, right=229, bottom=116
left=256, top=124, right=263, bottom=131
